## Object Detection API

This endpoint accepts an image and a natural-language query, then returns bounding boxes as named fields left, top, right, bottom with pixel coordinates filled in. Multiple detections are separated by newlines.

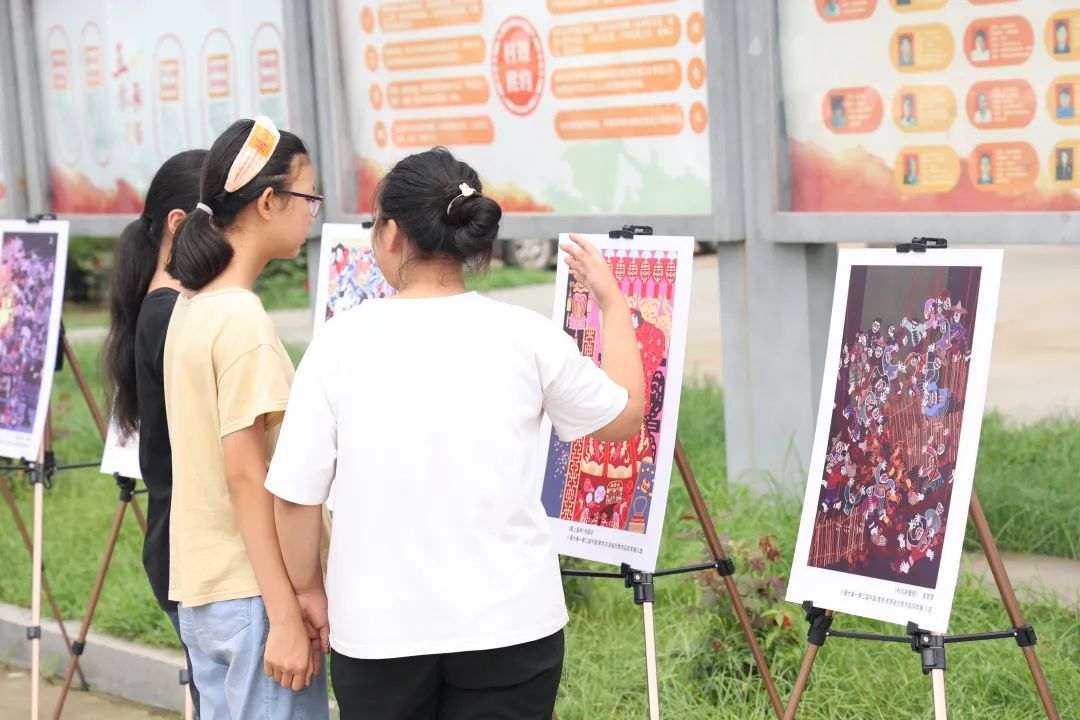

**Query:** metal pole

left=642, top=601, right=660, bottom=720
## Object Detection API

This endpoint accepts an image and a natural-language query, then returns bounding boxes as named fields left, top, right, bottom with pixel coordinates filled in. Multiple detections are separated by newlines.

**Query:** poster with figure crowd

left=313, top=223, right=395, bottom=331
left=540, top=234, right=693, bottom=572
left=788, top=249, right=1002, bottom=632
left=0, top=220, right=69, bottom=460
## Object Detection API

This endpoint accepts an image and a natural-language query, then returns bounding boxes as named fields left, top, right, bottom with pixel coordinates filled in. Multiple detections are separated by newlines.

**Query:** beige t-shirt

left=164, top=288, right=293, bottom=607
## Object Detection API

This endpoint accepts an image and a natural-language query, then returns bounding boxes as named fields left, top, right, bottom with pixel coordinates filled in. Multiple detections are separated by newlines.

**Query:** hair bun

left=448, top=194, right=501, bottom=261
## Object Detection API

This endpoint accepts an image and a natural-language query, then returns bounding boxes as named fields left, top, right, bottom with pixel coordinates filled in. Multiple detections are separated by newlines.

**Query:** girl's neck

left=147, top=265, right=182, bottom=294
left=197, top=228, right=269, bottom=294
left=393, top=261, right=468, bottom=299
left=148, top=239, right=182, bottom=294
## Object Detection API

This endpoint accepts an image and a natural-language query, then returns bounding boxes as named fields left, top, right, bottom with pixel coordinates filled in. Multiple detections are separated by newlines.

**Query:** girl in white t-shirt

left=267, top=147, right=644, bottom=719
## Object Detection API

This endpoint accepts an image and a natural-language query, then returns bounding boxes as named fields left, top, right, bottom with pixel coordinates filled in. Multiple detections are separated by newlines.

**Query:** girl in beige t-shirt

left=163, top=117, right=328, bottom=719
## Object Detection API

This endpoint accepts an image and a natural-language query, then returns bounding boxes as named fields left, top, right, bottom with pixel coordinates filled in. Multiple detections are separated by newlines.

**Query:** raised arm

left=560, top=233, right=645, bottom=441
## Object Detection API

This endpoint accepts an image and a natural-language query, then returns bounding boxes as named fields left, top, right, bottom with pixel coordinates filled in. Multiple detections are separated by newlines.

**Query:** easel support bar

left=826, top=629, right=909, bottom=644
left=560, top=559, right=729, bottom=581
left=802, top=603, right=1040, bottom=650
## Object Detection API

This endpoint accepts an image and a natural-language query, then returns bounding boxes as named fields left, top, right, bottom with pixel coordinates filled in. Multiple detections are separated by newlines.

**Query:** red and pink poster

left=540, top=233, right=693, bottom=571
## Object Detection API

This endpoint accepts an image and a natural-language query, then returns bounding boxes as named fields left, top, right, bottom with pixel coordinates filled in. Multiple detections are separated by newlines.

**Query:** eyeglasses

left=281, top=190, right=324, bottom=218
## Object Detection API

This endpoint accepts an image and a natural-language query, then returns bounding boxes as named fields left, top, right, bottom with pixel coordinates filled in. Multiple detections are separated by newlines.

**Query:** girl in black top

left=103, top=149, right=208, bottom=716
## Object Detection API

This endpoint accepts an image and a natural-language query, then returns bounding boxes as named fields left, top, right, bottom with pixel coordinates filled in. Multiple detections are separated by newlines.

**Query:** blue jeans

left=166, top=609, right=201, bottom=719
left=178, top=596, right=328, bottom=720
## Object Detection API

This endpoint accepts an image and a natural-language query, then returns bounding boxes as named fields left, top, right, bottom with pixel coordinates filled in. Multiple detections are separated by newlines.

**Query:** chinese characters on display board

left=34, top=1, right=290, bottom=214
left=336, top=0, right=712, bottom=217
left=782, top=1, right=1080, bottom=211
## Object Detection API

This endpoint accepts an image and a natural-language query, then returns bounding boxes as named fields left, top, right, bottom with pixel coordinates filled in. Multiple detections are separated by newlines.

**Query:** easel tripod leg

left=61, top=337, right=106, bottom=438
left=51, top=491, right=132, bottom=719
left=783, top=606, right=832, bottom=720
left=30, top=438, right=46, bottom=720
left=931, top=666, right=947, bottom=720
left=783, top=640, right=822, bottom=720
left=968, top=492, right=1059, bottom=720
left=642, top=601, right=660, bottom=720
left=0, top=473, right=88, bottom=689
left=128, top=495, right=147, bottom=535
left=673, top=439, right=785, bottom=719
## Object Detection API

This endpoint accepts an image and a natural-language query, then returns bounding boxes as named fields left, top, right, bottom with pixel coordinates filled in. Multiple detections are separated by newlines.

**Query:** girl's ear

left=257, top=186, right=276, bottom=221
left=165, top=209, right=187, bottom=241
left=384, top=218, right=403, bottom=254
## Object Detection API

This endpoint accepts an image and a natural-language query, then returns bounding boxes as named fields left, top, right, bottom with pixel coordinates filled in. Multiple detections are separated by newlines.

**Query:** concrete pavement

left=964, top=552, right=1080, bottom=609
left=0, top=666, right=170, bottom=719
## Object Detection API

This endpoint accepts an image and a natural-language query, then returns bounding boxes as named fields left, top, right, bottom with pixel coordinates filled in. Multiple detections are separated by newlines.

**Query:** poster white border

left=0, top=219, right=69, bottom=461
left=100, top=418, right=141, bottom=480
left=787, top=247, right=1003, bottom=632
left=540, top=233, right=695, bottom=572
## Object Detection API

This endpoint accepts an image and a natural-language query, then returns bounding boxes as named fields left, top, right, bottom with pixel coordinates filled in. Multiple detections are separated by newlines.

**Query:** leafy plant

left=253, top=255, right=309, bottom=310
left=674, top=520, right=803, bottom=702
left=64, top=236, right=118, bottom=303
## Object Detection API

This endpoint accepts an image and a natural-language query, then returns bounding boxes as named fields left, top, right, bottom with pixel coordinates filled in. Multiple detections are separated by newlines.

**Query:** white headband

left=224, top=115, right=281, bottom=193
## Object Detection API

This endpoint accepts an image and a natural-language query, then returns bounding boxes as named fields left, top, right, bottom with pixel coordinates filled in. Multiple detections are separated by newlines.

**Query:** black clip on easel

left=896, top=236, right=948, bottom=253
left=608, top=224, right=654, bottom=239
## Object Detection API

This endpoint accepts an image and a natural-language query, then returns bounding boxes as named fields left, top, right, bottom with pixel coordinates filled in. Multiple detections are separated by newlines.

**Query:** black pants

left=330, top=630, right=564, bottom=720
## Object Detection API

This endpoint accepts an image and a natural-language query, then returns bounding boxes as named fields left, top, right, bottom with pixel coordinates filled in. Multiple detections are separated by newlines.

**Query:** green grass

left=60, top=303, right=110, bottom=331
left=466, top=265, right=554, bottom=292
left=1, top=346, right=1077, bottom=718
left=966, top=413, right=1080, bottom=560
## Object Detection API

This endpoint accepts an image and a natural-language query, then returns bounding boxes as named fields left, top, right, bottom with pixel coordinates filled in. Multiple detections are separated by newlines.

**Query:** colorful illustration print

left=0, top=233, right=59, bottom=435
left=809, top=265, right=982, bottom=589
left=323, top=240, right=394, bottom=321
left=541, top=249, right=679, bottom=534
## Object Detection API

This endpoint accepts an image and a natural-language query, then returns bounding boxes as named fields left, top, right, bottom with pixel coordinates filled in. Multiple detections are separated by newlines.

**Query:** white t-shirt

left=265, top=292, right=628, bottom=659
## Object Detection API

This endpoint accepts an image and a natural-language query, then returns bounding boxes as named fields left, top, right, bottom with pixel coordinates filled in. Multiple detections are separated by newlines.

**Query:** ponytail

left=166, top=119, right=309, bottom=291
left=104, top=215, right=158, bottom=437
left=103, top=149, right=208, bottom=438
left=166, top=208, right=233, bottom=290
